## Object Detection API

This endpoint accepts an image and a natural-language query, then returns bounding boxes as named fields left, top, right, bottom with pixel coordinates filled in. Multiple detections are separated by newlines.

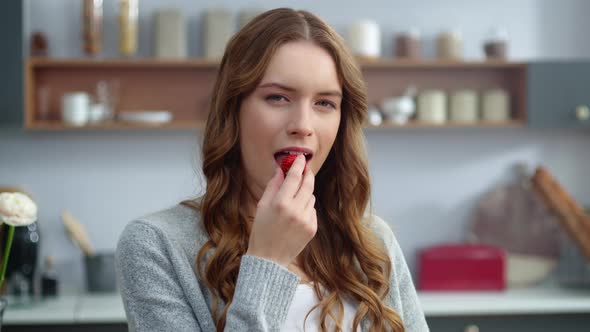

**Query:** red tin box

left=418, top=244, right=506, bottom=291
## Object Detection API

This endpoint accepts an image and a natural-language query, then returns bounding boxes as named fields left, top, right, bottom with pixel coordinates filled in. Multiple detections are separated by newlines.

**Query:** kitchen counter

left=420, top=284, right=590, bottom=316
left=4, top=293, right=125, bottom=325
left=4, top=284, right=590, bottom=325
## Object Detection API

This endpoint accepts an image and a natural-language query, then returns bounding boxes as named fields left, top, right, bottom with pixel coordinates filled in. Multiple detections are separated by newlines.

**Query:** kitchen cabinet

left=24, top=58, right=527, bottom=131
left=421, top=284, right=590, bottom=331
left=0, top=0, right=23, bottom=126
left=5, top=316, right=590, bottom=332
left=5, top=286, right=590, bottom=331
left=24, top=58, right=217, bottom=131
left=528, top=62, right=590, bottom=128
left=361, top=60, right=526, bottom=130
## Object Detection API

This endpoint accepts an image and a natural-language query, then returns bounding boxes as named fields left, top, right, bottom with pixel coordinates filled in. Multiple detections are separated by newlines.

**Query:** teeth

left=284, top=151, right=309, bottom=156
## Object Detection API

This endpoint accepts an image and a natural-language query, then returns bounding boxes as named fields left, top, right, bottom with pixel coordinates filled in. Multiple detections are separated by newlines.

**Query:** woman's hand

left=246, top=154, right=317, bottom=267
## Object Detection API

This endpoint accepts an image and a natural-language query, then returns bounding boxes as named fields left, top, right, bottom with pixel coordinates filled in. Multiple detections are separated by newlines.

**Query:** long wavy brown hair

left=181, top=8, right=404, bottom=332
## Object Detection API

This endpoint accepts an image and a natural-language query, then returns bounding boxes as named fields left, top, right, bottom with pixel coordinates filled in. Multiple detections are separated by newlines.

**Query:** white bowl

left=380, top=96, right=415, bottom=124
left=118, top=111, right=173, bottom=125
left=507, top=254, right=557, bottom=287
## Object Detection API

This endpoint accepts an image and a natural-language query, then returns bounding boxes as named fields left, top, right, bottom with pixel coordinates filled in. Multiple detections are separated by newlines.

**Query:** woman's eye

left=266, top=94, right=288, bottom=103
left=317, top=100, right=337, bottom=109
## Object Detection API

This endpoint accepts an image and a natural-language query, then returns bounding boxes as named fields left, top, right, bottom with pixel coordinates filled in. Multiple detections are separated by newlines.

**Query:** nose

left=287, top=102, right=313, bottom=137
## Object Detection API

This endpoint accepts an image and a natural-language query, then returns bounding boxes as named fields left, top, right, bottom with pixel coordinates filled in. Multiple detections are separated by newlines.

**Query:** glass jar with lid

left=82, top=0, right=103, bottom=56
left=119, top=0, right=139, bottom=56
left=437, top=29, right=463, bottom=60
left=394, top=28, right=421, bottom=59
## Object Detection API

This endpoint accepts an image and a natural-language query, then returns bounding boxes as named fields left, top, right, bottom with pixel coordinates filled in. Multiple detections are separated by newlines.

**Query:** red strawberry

left=280, top=154, right=306, bottom=176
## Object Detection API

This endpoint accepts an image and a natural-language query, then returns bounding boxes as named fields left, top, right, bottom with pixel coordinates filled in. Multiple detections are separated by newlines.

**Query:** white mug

left=348, top=20, right=381, bottom=58
left=62, top=92, right=90, bottom=126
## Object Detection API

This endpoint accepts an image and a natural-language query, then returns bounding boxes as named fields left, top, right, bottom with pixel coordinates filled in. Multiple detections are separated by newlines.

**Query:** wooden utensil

left=62, top=210, right=95, bottom=256
left=532, top=166, right=590, bottom=259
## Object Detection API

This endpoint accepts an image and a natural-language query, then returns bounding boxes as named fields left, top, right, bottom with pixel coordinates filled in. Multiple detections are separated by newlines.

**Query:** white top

left=282, top=283, right=360, bottom=332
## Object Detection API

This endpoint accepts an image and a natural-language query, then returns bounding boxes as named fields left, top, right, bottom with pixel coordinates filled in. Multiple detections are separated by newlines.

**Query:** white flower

left=0, top=192, right=38, bottom=226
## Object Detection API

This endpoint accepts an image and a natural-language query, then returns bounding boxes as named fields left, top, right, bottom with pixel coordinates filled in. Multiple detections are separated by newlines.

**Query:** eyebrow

left=258, top=82, right=342, bottom=98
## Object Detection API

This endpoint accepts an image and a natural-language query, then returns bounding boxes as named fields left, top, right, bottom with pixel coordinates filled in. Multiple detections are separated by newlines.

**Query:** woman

left=116, top=7, right=428, bottom=332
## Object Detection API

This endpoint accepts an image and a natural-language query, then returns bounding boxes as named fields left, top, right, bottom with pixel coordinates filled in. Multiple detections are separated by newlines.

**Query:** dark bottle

left=41, top=256, right=58, bottom=297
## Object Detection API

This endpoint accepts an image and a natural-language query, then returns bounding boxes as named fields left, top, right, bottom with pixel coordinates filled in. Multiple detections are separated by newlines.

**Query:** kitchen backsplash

left=1, top=128, right=589, bottom=290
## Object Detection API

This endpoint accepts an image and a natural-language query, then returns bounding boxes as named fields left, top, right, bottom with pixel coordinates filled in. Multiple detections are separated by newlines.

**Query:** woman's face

left=239, top=40, right=342, bottom=201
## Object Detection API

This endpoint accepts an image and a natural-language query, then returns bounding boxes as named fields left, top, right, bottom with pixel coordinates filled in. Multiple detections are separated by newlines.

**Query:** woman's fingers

left=294, top=165, right=315, bottom=206
left=304, top=194, right=316, bottom=212
left=247, top=154, right=317, bottom=267
left=303, top=195, right=318, bottom=236
left=275, top=154, right=306, bottom=201
left=258, top=167, right=284, bottom=206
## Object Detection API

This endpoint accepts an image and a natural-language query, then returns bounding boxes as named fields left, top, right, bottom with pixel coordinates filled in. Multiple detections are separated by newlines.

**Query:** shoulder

left=367, top=215, right=429, bottom=330
left=117, top=203, right=208, bottom=260
left=365, top=214, right=396, bottom=251
left=364, top=213, right=408, bottom=268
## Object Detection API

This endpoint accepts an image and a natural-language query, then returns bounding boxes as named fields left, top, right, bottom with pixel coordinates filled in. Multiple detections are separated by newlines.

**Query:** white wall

left=25, top=0, right=590, bottom=59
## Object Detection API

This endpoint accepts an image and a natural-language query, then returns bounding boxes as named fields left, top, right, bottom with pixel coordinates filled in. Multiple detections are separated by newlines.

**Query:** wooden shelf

left=364, top=120, right=525, bottom=129
left=26, top=119, right=523, bottom=131
left=28, top=57, right=220, bottom=69
left=28, top=57, right=526, bottom=69
left=26, top=120, right=205, bottom=131
left=358, top=58, right=527, bottom=69
left=24, top=57, right=529, bottom=131
left=25, top=58, right=217, bottom=129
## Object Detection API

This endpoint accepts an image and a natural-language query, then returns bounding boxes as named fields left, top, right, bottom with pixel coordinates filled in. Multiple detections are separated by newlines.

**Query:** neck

left=244, top=184, right=259, bottom=222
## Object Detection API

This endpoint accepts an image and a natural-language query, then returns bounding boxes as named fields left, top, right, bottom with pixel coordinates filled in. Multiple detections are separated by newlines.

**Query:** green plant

left=0, top=192, right=38, bottom=288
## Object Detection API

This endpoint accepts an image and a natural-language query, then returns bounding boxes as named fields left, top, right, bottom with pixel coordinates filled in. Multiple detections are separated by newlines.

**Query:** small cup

left=61, top=92, right=90, bottom=126
left=96, top=80, right=120, bottom=121
left=367, top=105, right=383, bottom=126
left=85, top=252, right=117, bottom=293
left=88, top=103, right=107, bottom=124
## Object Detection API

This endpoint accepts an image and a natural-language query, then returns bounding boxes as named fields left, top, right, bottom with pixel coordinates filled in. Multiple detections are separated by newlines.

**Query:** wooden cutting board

left=532, top=166, right=590, bottom=259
